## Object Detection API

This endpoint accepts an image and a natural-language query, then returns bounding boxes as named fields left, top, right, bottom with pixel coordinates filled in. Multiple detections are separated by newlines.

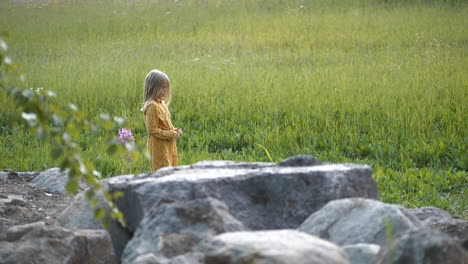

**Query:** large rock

left=0, top=194, right=42, bottom=240
left=132, top=252, right=202, bottom=264
left=57, top=187, right=132, bottom=260
left=0, top=174, right=72, bottom=241
left=374, top=229, right=468, bottom=264
left=197, top=230, right=349, bottom=264
left=298, top=198, right=421, bottom=246
left=109, top=159, right=378, bottom=233
left=342, top=244, right=380, bottom=264
left=121, top=198, right=247, bottom=264
left=406, top=206, right=468, bottom=249
left=0, top=171, right=39, bottom=182
left=0, top=221, right=117, bottom=264
left=57, top=191, right=104, bottom=230
left=30, top=167, right=87, bottom=195
left=278, top=155, right=322, bottom=166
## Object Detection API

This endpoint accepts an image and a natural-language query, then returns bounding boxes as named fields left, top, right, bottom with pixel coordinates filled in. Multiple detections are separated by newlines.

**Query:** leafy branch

left=0, top=34, right=137, bottom=228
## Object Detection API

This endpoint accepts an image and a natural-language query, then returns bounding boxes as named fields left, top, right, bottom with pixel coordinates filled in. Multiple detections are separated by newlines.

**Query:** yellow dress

left=144, top=98, right=178, bottom=172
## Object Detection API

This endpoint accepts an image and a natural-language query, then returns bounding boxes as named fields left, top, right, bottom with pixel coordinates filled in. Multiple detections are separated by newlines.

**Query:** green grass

left=1, top=0, right=466, bottom=218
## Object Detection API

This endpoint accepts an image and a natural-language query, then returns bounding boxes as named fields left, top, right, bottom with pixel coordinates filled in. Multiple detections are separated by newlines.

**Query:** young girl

left=141, top=69, right=182, bottom=172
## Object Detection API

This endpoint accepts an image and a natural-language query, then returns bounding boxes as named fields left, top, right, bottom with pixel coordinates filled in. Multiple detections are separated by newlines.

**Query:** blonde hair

left=141, top=69, right=171, bottom=112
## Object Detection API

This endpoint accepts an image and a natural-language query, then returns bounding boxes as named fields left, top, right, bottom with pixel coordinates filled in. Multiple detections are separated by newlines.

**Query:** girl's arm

left=146, top=104, right=178, bottom=140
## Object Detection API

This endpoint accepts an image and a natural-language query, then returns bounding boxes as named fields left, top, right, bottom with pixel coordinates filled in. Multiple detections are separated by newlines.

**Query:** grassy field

left=0, top=0, right=466, bottom=218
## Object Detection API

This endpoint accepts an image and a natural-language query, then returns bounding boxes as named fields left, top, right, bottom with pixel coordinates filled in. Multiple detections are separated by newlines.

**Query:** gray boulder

left=30, top=167, right=87, bottom=195
left=131, top=252, right=203, bottom=264
left=132, top=254, right=160, bottom=264
left=0, top=221, right=117, bottom=264
left=57, top=190, right=104, bottom=229
left=108, top=159, right=378, bottom=233
left=134, top=252, right=203, bottom=264
left=198, top=230, right=349, bottom=264
left=406, top=206, right=468, bottom=249
left=298, top=198, right=421, bottom=246
left=278, top=155, right=322, bottom=166
left=57, top=187, right=132, bottom=260
left=406, top=206, right=453, bottom=225
left=0, top=174, right=73, bottom=241
left=0, top=171, right=39, bottom=182
left=374, top=229, right=468, bottom=264
left=342, top=244, right=380, bottom=264
left=122, top=198, right=247, bottom=264
left=0, top=194, right=42, bottom=241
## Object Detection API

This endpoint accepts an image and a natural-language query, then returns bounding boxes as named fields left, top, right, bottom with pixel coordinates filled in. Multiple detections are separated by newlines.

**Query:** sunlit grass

left=0, top=0, right=466, bottom=218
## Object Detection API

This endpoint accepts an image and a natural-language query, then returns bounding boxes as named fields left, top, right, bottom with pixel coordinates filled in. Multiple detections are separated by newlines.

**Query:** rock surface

left=278, top=155, right=322, bottom=166
left=0, top=171, right=39, bottom=182
left=0, top=171, right=72, bottom=240
left=58, top=159, right=378, bottom=259
left=406, top=206, right=468, bottom=249
left=30, top=167, right=87, bottom=195
left=122, top=198, right=247, bottom=264
left=298, top=198, right=421, bottom=246
left=198, top=230, right=349, bottom=264
left=0, top=221, right=117, bottom=264
left=132, top=252, right=202, bottom=264
left=342, top=243, right=380, bottom=264
left=110, top=161, right=378, bottom=233
left=57, top=188, right=132, bottom=260
left=57, top=190, right=105, bottom=230
left=374, top=229, right=468, bottom=264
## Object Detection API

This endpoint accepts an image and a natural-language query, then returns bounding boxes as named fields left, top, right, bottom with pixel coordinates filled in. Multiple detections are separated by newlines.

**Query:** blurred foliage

left=0, top=34, right=141, bottom=228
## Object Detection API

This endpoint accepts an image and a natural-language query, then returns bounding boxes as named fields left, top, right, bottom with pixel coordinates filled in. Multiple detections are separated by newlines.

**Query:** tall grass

left=1, top=0, right=466, bottom=217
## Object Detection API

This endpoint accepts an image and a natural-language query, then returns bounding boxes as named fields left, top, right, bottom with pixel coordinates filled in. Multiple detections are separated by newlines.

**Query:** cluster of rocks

left=0, top=169, right=73, bottom=240
left=1, top=156, right=467, bottom=264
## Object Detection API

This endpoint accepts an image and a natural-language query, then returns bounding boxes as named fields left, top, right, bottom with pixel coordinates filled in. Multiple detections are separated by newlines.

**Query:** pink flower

left=118, top=128, right=134, bottom=144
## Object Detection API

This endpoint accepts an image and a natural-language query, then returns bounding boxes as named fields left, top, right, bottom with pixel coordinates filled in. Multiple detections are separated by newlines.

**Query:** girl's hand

left=175, top=128, right=183, bottom=138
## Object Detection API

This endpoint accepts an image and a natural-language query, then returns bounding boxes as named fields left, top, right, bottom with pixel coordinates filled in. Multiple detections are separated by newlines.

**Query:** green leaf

left=99, top=113, right=110, bottom=121
left=78, top=161, right=88, bottom=175
left=111, top=211, right=124, bottom=220
left=113, top=116, right=126, bottom=126
left=36, top=126, right=47, bottom=141
left=0, top=39, right=8, bottom=52
left=107, top=144, right=118, bottom=155
left=62, top=132, right=72, bottom=144
left=85, top=189, right=95, bottom=200
left=51, top=146, right=64, bottom=159
left=21, top=112, right=37, bottom=126
left=92, top=170, right=102, bottom=178
left=102, top=215, right=111, bottom=229
left=103, top=190, right=112, bottom=201
left=94, top=208, right=105, bottom=220
left=68, top=126, right=80, bottom=138
left=65, top=179, right=79, bottom=195
left=60, top=157, right=71, bottom=170
left=51, top=114, right=62, bottom=126
left=90, top=198, right=99, bottom=207
left=69, top=103, right=78, bottom=111
left=112, top=191, right=124, bottom=200
left=68, top=168, right=78, bottom=178
left=46, top=90, right=56, bottom=97
left=125, top=142, right=136, bottom=152
left=21, top=89, right=34, bottom=100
